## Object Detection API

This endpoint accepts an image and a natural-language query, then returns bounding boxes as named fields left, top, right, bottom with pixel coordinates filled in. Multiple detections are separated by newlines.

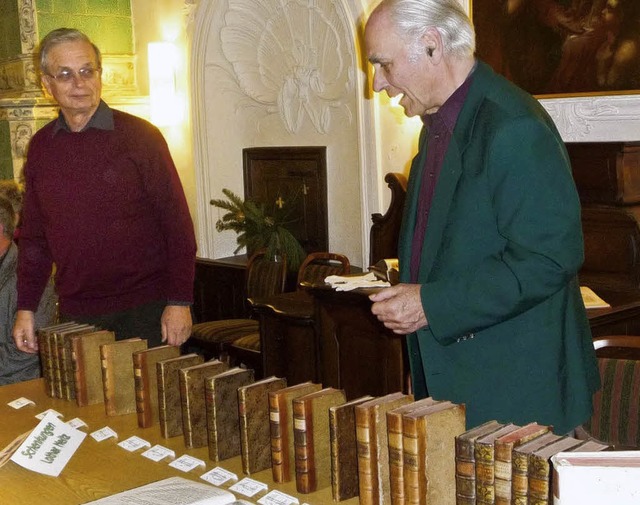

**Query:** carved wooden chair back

left=296, top=251, right=350, bottom=289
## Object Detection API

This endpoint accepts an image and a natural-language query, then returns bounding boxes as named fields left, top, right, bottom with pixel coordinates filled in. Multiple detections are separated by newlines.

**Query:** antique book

left=293, top=387, right=347, bottom=494
left=494, top=423, right=551, bottom=505
left=36, top=322, right=79, bottom=397
left=71, top=330, right=116, bottom=407
left=570, top=439, right=612, bottom=453
left=52, top=323, right=94, bottom=398
left=387, top=397, right=442, bottom=505
left=205, top=367, right=255, bottom=461
left=475, top=423, right=520, bottom=505
left=329, top=395, right=374, bottom=502
left=82, top=476, right=237, bottom=504
left=132, top=345, right=181, bottom=428
left=237, top=375, right=287, bottom=474
left=355, top=392, right=414, bottom=505
left=157, top=353, right=204, bottom=438
left=527, top=436, right=583, bottom=505
left=100, top=338, right=148, bottom=416
left=58, top=325, right=98, bottom=401
left=180, top=359, right=229, bottom=448
left=454, top=420, right=504, bottom=505
left=511, top=431, right=562, bottom=505
left=402, top=401, right=466, bottom=505
left=269, top=381, right=323, bottom=483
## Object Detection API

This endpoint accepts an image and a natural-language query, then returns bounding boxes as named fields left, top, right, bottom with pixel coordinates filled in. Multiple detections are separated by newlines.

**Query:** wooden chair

left=187, top=249, right=287, bottom=360
left=228, top=252, right=351, bottom=378
left=577, top=335, right=640, bottom=449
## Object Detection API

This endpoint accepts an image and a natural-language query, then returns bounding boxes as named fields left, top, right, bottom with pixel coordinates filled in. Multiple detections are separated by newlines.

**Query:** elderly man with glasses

left=13, top=28, right=196, bottom=353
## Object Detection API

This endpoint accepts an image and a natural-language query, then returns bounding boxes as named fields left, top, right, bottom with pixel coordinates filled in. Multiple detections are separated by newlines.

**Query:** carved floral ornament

left=219, top=0, right=354, bottom=134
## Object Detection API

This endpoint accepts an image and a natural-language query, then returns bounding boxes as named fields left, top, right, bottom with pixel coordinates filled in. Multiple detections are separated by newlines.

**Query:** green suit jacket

left=399, top=61, right=599, bottom=434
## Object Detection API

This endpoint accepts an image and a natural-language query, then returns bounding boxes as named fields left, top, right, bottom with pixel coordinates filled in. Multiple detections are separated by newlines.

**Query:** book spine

left=511, top=450, right=530, bottom=505
left=71, top=339, right=87, bottom=407
left=402, top=416, right=424, bottom=505
left=100, top=347, right=114, bottom=416
left=52, top=333, right=63, bottom=398
left=133, top=354, right=147, bottom=428
left=205, top=379, right=219, bottom=461
left=58, top=338, right=71, bottom=400
left=179, top=372, right=194, bottom=448
left=355, top=407, right=374, bottom=505
left=475, top=441, right=496, bottom=505
left=269, top=393, right=286, bottom=483
left=293, top=399, right=314, bottom=494
left=38, top=333, right=55, bottom=398
left=527, top=457, right=551, bottom=505
left=156, top=364, right=170, bottom=438
left=238, top=389, right=250, bottom=475
left=387, top=410, right=405, bottom=505
left=494, top=441, right=514, bottom=505
left=455, top=436, right=477, bottom=504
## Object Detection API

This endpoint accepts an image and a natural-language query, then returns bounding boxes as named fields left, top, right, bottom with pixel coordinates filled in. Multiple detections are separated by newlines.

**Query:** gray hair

left=382, top=0, right=475, bottom=58
left=38, top=28, right=102, bottom=75
left=0, top=197, right=15, bottom=239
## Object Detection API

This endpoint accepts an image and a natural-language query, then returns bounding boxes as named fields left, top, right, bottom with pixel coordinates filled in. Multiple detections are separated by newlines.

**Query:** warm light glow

left=148, top=42, right=184, bottom=127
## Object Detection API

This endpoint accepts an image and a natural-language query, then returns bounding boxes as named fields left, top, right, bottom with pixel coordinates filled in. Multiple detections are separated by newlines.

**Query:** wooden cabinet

left=193, top=255, right=248, bottom=323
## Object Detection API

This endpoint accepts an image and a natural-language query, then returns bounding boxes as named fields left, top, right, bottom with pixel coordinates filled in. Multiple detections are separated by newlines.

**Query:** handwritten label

left=201, top=466, right=238, bottom=486
left=10, top=412, right=86, bottom=477
left=66, top=418, right=87, bottom=429
left=230, top=477, right=268, bottom=497
left=35, top=408, right=63, bottom=420
left=258, top=489, right=299, bottom=505
left=8, top=397, right=35, bottom=409
left=169, top=455, right=205, bottom=472
left=117, top=436, right=151, bottom=452
left=90, top=427, right=117, bottom=442
left=141, top=445, right=175, bottom=462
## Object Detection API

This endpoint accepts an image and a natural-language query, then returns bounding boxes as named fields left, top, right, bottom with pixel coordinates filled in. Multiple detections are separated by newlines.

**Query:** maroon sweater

left=17, top=104, right=196, bottom=316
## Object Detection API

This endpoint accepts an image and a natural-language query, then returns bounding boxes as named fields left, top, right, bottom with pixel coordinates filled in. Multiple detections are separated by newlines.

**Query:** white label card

left=117, top=436, right=151, bottom=452
left=90, top=427, right=117, bottom=442
left=141, top=444, right=175, bottom=462
left=169, top=454, right=205, bottom=472
left=66, top=418, right=87, bottom=429
left=200, top=466, right=238, bottom=486
left=10, top=412, right=86, bottom=477
left=230, top=477, right=268, bottom=497
left=8, top=397, right=35, bottom=409
left=35, top=408, right=63, bottom=420
left=258, top=490, right=300, bottom=505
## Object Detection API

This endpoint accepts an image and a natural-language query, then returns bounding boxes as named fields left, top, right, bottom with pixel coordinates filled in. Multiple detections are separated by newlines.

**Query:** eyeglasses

left=47, top=67, right=101, bottom=83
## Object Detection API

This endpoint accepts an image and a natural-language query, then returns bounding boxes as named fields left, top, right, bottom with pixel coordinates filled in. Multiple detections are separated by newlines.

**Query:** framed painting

left=473, top=0, right=640, bottom=96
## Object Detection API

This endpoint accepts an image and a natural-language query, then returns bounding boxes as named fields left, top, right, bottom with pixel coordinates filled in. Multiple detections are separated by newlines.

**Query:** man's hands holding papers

left=369, top=283, right=428, bottom=335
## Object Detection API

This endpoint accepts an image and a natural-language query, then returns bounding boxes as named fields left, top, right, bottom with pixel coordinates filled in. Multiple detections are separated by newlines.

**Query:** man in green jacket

left=365, top=0, right=599, bottom=434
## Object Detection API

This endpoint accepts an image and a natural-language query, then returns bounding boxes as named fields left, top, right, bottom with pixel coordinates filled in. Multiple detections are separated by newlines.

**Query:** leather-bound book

left=387, top=398, right=441, bottom=505
left=527, top=437, right=582, bottom=505
left=355, top=392, right=414, bottom=505
left=329, top=395, right=374, bottom=502
left=180, top=359, right=228, bottom=448
left=237, top=376, right=287, bottom=474
left=156, top=353, right=204, bottom=438
left=71, top=330, right=116, bottom=406
left=36, top=322, right=78, bottom=397
left=454, top=420, right=503, bottom=505
left=100, top=338, right=148, bottom=416
left=58, top=325, right=98, bottom=401
left=206, top=367, right=255, bottom=462
left=402, top=401, right=466, bottom=505
left=494, top=423, right=551, bottom=505
left=132, top=345, right=181, bottom=428
left=293, top=387, right=347, bottom=494
left=511, top=431, right=561, bottom=505
left=269, top=381, right=322, bottom=483
left=475, top=423, right=520, bottom=505
left=52, top=323, right=93, bottom=398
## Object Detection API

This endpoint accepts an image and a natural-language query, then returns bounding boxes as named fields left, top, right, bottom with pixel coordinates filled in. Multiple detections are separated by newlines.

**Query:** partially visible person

left=365, top=0, right=599, bottom=434
left=0, top=196, right=56, bottom=385
left=0, top=179, right=24, bottom=241
left=13, top=28, right=196, bottom=352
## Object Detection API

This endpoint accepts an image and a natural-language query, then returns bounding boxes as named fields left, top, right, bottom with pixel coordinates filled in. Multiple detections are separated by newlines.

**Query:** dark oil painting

left=473, top=0, right=640, bottom=96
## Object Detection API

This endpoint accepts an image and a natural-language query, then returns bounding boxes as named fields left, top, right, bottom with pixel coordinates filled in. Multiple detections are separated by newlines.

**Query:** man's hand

left=13, top=310, right=38, bottom=354
left=369, top=283, right=428, bottom=334
left=161, top=305, right=192, bottom=346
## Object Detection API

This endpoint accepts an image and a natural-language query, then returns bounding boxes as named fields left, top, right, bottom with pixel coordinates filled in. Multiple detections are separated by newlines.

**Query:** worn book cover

left=180, top=359, right=229, bottom=448
left=511, top=431, right=561, bottom=505
left=157, top=353, right=204, bottom=438
left=474, top=423, right=520, bottom=505
left=329, top=395, right=374, bottom=502
left=402, top=401, right=466, bottom=505
left=293, top=387, right=347, bottom=494
left=238, top=376, right=287, bottom=474
left=59, top=325, right=99, bottom=401
left=494, top=423, right=551, bottom=505
left=52, top=323, right=94, bottom=399
left=454, top=420, right=503, bottom=505
left=387, top=397, right=441, bottom=505
left=527, top=436, right=583, bottom=505
left=269, top=381, right=323, bottom=483
left=100, top=338, right=148, bottom=416
left=355, top=392, right=414, bottom=505
left=205, top=367, right=255, bottom=462
left=72, top=330, right=116, bottom=407
left=132, top=345, right=181, bottom=428
left=37, top=322, right=78, bottom=398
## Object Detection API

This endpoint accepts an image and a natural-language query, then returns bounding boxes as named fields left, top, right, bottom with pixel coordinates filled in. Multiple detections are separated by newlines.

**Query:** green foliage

left=210, top=188, right=305, bottom=272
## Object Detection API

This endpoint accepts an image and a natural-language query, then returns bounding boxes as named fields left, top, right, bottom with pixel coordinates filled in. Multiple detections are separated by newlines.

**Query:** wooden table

left=0, top=378, right=356, bottom=504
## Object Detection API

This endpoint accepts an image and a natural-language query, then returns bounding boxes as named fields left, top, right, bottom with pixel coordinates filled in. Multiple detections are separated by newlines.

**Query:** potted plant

left=210, top=188, right=306, bottom=272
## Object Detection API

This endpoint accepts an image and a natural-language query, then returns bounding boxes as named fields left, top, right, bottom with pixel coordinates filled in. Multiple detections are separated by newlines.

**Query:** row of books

left=454, top=420, right=611, bottom=505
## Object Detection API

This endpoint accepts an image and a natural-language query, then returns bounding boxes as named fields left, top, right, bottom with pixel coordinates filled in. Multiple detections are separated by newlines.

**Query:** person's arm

left=161, top=305, right=192, bottom=346
left=370, top=284, right=427, bottom=334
